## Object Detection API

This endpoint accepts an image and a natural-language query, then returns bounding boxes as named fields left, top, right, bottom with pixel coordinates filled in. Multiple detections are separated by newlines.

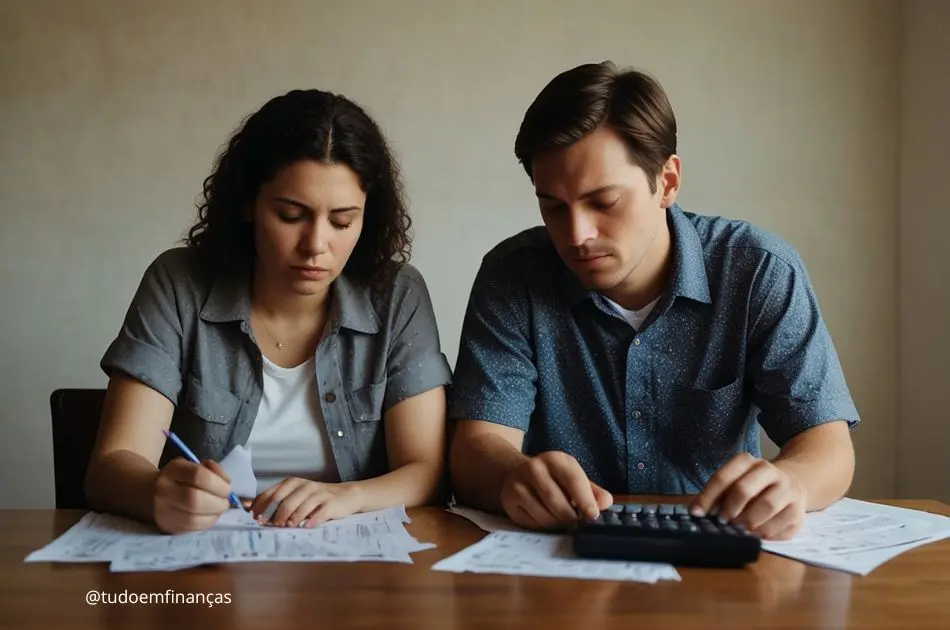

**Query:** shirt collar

left=666, top=204, right=712, bottom=305
left=199, top=270, right=251, bottom=324
left=199, top=269, right=380, bottom=334
left=330, top=272, right=380, bottom=334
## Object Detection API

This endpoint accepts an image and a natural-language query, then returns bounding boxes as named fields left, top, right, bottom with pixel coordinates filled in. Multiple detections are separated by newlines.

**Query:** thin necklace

left=255, top=312, right=285, bottom=350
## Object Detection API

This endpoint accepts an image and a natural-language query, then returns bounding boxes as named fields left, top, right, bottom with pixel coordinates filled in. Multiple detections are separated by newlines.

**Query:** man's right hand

left=500, top=451, right=613, bottom=530
left=153, top=457, right=234, bottom=534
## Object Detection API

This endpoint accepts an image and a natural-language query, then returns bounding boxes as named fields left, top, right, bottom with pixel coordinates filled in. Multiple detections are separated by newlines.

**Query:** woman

left=85, top=89, right=452, bottom=534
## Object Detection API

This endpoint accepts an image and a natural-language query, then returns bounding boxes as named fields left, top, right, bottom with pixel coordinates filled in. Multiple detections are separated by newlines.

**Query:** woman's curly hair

left=185, top=89, right=411, bottom=288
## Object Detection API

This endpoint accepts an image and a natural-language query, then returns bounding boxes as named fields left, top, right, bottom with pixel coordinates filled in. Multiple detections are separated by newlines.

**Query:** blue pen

left=162, top=429, right=244, bottom=511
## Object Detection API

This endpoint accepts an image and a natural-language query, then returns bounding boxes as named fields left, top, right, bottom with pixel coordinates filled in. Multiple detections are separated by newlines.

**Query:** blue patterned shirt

left=448, top=205, right=860, bottom=495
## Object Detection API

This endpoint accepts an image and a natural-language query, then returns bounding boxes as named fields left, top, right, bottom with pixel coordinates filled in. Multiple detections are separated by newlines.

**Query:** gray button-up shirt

left=448, top=205, right=860, bottom=495
left=101, top=247, right=452, bottom=481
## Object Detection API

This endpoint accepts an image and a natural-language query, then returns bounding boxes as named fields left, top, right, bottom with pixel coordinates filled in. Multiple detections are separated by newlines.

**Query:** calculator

left=572, top=503, right=762, bottom=568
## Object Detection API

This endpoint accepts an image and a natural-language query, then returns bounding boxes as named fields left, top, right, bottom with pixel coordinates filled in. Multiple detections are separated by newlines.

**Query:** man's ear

left=659, top=154, right=681, bottom=208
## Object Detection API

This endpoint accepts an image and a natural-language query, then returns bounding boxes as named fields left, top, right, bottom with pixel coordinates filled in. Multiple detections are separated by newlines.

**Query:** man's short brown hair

left=514, top=61, right=677, bottom=194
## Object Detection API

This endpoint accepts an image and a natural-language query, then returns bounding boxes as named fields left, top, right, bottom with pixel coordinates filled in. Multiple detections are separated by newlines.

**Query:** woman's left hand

left=250, top=478, right=364, bottom=528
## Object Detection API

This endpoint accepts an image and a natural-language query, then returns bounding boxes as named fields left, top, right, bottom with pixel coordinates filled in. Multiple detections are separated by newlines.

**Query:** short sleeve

left=100, top=253, right=186, bottom=405
left=746, top=252, right=860, bottom=446
left=384, top=266, right=453, bottom=411
left=447, top=255, right=538, bottom=431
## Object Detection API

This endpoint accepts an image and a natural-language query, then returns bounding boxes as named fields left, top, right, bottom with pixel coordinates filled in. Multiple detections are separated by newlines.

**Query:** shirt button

left=633, top=338, right=641, bottom=346
left=637, top=462, right=645, bottom=470
left=337, top=430, right=344, bottom=437
left=324, top=393, right=336, bottom=403
left=632, top=410, right=642, bottom=420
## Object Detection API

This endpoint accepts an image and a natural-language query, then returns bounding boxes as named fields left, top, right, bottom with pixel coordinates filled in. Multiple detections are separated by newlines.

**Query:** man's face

left=531, top=126, right=679, bottom=296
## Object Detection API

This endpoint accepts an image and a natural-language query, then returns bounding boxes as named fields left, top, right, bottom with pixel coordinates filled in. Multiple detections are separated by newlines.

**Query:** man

left=447, top=61, right=859, bottom=540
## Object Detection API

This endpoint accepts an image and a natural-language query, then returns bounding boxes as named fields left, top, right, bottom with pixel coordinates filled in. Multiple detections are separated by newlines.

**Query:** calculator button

left=674, top=505, right=689, bottom=516
left=607, top=504, right=624, bottom=514
left=642, top=505, right=658, bottom=514
left=623, top=504, right=642, bottom=514
left=659, top=505, right=675, bottom=516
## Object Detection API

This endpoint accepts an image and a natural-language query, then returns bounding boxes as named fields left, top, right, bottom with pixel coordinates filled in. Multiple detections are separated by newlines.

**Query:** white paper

left=432, top=530, right=680, bottom=583
left=212, top=508, right=266, bottom=529
left=762, top=498, right=950, bottom=575
left=447, top=505, right=530, bottom=533
left=24, top=513, right=159, bottom=563
left=25, top=505, right=433, bottom=572
left=110, top=521, right=420, bottom=572
left=218, top=444, right=258, bottom=499
left=212, top=504, right=412, bottom=530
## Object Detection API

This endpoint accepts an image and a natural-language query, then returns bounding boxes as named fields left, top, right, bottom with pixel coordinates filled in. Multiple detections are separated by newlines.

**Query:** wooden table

left=3, top=499, right=949, bottom=629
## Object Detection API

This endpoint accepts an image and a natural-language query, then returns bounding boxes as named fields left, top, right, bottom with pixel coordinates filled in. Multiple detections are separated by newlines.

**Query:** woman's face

left=251, top=160, right=367, bottom=297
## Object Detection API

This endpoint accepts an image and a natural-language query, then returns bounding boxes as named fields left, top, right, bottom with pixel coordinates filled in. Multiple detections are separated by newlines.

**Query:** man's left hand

left=689, top=453, right=806, bottom=540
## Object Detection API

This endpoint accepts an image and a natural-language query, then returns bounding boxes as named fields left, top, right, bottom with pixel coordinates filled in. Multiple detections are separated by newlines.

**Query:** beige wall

left=0, top=0, right=902, bottom=507
left=899, top=0, right=950, bottom=503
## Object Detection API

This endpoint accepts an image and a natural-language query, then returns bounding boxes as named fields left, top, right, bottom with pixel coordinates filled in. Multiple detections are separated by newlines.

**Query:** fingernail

left=690, top=506, right=704, bottom=517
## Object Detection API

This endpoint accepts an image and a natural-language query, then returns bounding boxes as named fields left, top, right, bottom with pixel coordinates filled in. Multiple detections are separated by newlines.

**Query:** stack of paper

left=433, top=530, right=681, bottom=583
left=435, top=505, right=680, bottom=583
left=442, top=500, right=950, bottom=579
left=762, top=498, right=950, bottom=575
left=26, top=446, right=435, bottom=572
left=25, top=505, right=434, bottom=572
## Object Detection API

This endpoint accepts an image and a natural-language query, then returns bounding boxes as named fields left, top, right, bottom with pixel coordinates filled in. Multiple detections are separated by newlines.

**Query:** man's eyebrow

left=535, top=185, right=623, bottom=201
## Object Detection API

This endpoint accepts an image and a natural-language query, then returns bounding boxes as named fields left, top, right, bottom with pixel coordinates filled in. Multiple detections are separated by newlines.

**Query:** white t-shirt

left=246, top=355, right=340, bottom=495
left=603, top=295, right=661, bottom=331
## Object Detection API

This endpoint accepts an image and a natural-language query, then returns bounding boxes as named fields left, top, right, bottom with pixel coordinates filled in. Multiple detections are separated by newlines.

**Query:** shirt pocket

left=169, top=374, right=242, bottom=462
left=675, top=377, right=744, bottom=417
left=345, top=382, right=386, bottom=423
left=663, top=377, right=747, bottom=484
left=344, top=382, right=388, bottom=478
left=183, top=373, right=242, bottom=425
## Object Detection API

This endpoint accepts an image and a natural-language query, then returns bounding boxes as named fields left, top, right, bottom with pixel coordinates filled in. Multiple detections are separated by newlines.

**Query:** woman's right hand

left=153, top=458, right=234, bottom=534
